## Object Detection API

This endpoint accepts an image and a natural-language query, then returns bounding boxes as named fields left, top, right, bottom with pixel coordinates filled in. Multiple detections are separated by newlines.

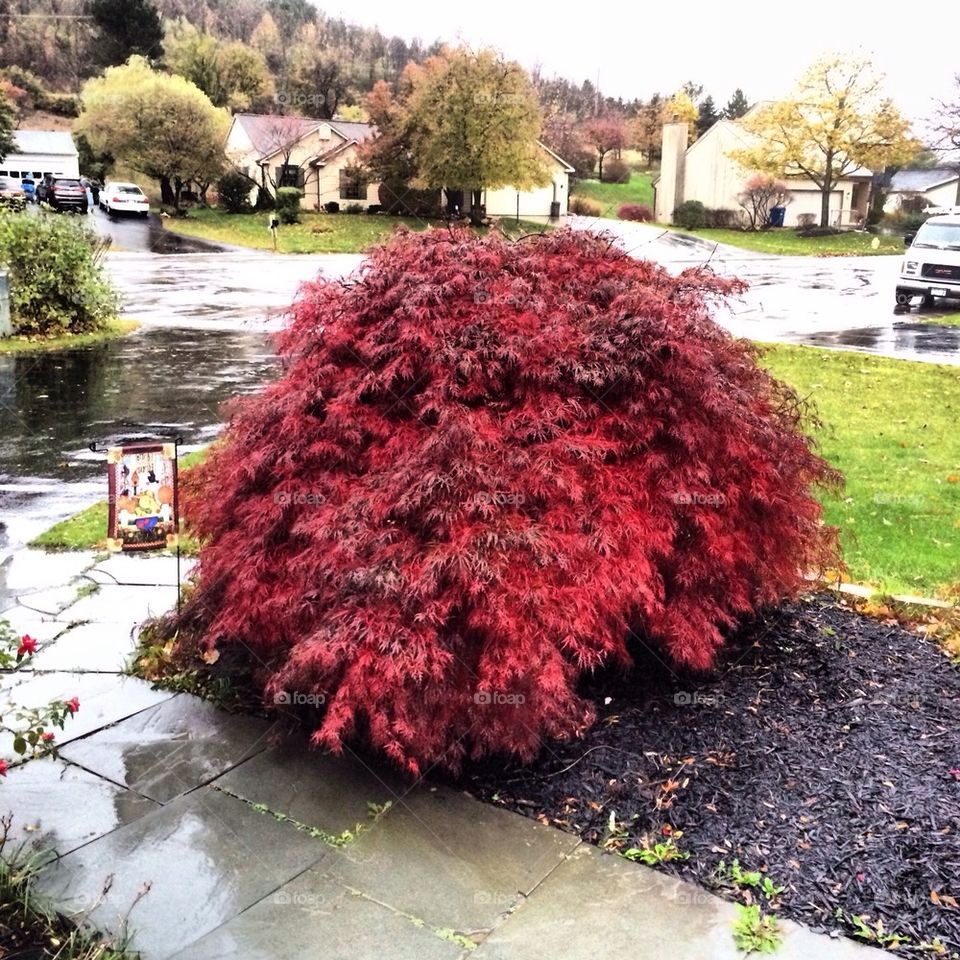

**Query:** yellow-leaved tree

left=731, top=55, right=918, bottom=227
left=660, top=91, right=700, bottom=142
left=403, top=47, right=548, bottom=224
left=76, top=56, right=230, bottom=209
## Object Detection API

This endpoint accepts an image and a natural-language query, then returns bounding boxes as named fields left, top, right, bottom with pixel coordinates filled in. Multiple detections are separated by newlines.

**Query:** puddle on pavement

left=0, top=327, right=278, bottom=555
left=795, top=321, right=960, bottom=362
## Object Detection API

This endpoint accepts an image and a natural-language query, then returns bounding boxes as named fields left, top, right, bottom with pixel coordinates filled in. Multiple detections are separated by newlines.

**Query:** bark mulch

left=456, top=596, right=960, bottom=954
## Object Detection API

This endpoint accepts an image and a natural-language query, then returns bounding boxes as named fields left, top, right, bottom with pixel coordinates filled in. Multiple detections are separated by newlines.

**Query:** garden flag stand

left=89, top=438, right=183, bottom=614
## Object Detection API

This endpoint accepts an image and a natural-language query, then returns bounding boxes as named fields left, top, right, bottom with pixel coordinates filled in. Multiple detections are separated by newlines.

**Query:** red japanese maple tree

left=175, top=227, right=840, bottom=774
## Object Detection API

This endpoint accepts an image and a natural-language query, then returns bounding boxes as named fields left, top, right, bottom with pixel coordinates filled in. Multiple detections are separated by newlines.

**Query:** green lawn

left=570, top=172, right=655, bottom=215
left=678, top=228, right=904, bottom=257
left=918, top=312, right=960, bottom=327
left=759, top=344, right=960, bottom=598
left=162, top=208, right=551, bottom=254
left=0, top=318, right=139, bottom=354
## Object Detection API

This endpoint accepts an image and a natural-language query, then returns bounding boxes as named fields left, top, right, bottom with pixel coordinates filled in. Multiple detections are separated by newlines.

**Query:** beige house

left=226, top=113, right=380, bottom=211
left=883, top=168, right=960, bottom=214
left=654, top=111, right=873, bottom=228
left=225, top=112, right=572, bottom=218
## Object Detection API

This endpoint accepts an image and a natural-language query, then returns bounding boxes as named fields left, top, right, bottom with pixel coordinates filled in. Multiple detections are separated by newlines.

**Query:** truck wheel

left=920, top=294, right=935, bottom=309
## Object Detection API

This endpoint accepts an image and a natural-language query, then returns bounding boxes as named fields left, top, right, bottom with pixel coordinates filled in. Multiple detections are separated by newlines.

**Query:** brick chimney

left=654, top=122, right=689, bottom=224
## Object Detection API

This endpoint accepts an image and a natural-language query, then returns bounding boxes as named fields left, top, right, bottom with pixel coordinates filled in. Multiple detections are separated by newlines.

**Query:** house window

left=339, top=168, right=366, bottom=201
left=275, top=164, right=303, bottom=189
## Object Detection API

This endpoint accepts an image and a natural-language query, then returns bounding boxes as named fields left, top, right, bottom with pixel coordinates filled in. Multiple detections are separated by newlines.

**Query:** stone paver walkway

left=0, top=550, right=882, bottom=959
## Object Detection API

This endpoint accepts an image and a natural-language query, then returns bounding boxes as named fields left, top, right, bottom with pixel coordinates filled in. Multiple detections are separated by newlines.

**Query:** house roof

left=537, top=141, right=575, bottom=173
left=11, top=130, right=77, bottom=156
left=890, top=167, right=959, bottom=193
left=232, top=113, right=376, bottom=160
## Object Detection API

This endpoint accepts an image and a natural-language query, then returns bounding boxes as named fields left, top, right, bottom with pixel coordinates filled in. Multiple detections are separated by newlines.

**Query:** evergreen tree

left=89, top=0, right=163, bottom=66
left=724, top=88, right=750, bottom=120
left=697, top=95, right=720, bottom=135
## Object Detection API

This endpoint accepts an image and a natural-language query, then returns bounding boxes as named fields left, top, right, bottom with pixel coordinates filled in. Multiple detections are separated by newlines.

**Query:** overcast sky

left=321, top=0, right=957, bottom=133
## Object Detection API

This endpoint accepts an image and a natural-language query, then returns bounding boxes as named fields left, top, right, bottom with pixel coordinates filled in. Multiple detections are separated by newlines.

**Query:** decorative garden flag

left=106, top=443, right=179, bottom=552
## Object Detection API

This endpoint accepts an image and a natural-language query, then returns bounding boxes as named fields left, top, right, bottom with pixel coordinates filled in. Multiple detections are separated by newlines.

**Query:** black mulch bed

left=455, top=596, right=960, bottom=954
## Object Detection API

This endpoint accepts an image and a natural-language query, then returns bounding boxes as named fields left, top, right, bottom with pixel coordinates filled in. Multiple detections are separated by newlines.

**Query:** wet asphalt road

left=100, top=212, right=960, bottom=364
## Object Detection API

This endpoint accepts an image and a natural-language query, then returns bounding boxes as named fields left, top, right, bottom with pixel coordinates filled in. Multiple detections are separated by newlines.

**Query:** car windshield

left=912, top=223, right=960, bottom=250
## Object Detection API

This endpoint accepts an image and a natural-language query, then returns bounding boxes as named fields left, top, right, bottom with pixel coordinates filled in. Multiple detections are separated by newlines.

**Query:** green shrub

left=601, top=158, right=630, bottom=183
left=673, top=200, right=708, bottom=230
left=324, top=201, right=340, bottom=214
left=217, top=171, right=253, bottom=214
left=344, top=203, right=363, bottom=215
left=366, top=204, right=382, bottom=215
left=255, top=187, right=275, bottom=211
left=275, top=187, right=302, bottom=224
left=0, top=211, right=118, bottom=336
left=900, top=212, right=930, bottom=234
left=569, top=196, right=602, bottom=217
left=35, top=89, right=79, bottom=117
left=709, top=208, right=740, bottom=229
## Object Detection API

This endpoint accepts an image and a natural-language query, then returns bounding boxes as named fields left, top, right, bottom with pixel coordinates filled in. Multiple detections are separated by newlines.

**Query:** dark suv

left=36, top=177, right=88, bottom=213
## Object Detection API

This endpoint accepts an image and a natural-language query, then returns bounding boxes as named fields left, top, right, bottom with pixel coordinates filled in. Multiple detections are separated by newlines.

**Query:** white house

left=0, top=130, right=79, bottom=180
left=482, top=143, right=573, bottom=221
left=226, top=113, right=380, bottom=211
left=883, top=167, right=960, bottom=213
left=225, top=112, right=572, bottom=219
left=653, top=111, right=872, bottom=228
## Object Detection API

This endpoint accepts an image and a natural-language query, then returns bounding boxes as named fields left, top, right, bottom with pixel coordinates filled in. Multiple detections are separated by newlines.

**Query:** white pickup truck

left=896, top=213, right=960, bottom=308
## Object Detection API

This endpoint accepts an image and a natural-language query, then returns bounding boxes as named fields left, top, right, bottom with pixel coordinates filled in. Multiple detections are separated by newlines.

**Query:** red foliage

left=177, top=227, right=840, bottom=775
left=618, top=203, right=654, bottom=222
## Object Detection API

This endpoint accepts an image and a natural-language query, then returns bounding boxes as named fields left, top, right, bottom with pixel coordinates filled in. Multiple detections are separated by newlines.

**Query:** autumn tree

left=583, top=114, right=627, bottom=181
left=732, top=56, right=917, bottom=227
left=164, top=19, right=272, bottom=111
left=661, top=89, right=700, bottom=142
left=358, top=76, right=417, bottom=183
left=724, top=88, right=750, bottom=119
left=631, top=93, right=663, bottom=165
left=930, top=74, right=960, bottom=203
left=76, top=57, right=228, bottom=208
left=89, top=0, right=163, bottom=66
left=165, top=228, right=839, bottom=775
left=395, top=47, right=547, bottom=224
left=286, top=23, right=354, bottom=119
left=541, top=108, right=594, bottom=178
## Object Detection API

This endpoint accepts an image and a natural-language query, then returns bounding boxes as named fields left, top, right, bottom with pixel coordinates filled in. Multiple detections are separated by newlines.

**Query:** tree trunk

left=159, top=175, right=175, bottom=207
left=469, top=188, right=483, bottom=226
left=597, top=152, right=604, bottom=181
left=820, top=153, right=833, bottom=228
left=173, top=178, right=183, bottom=211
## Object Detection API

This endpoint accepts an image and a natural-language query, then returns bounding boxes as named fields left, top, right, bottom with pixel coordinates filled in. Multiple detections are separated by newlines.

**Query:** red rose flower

left=661, top=824, right=673, bottom=836
left=41, top=732, right=55, bottom=743
left=0, top=760, right=8, bottom=777
left=17, top=635, right=37, bottom=657
left=66, top=697, right=80, bottom=714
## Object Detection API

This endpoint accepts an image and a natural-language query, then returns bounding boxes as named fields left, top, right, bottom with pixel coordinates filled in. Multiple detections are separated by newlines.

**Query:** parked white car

left=100, top=181, right=150, bottom=217
left=896, top=214, right=960, bottom=308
